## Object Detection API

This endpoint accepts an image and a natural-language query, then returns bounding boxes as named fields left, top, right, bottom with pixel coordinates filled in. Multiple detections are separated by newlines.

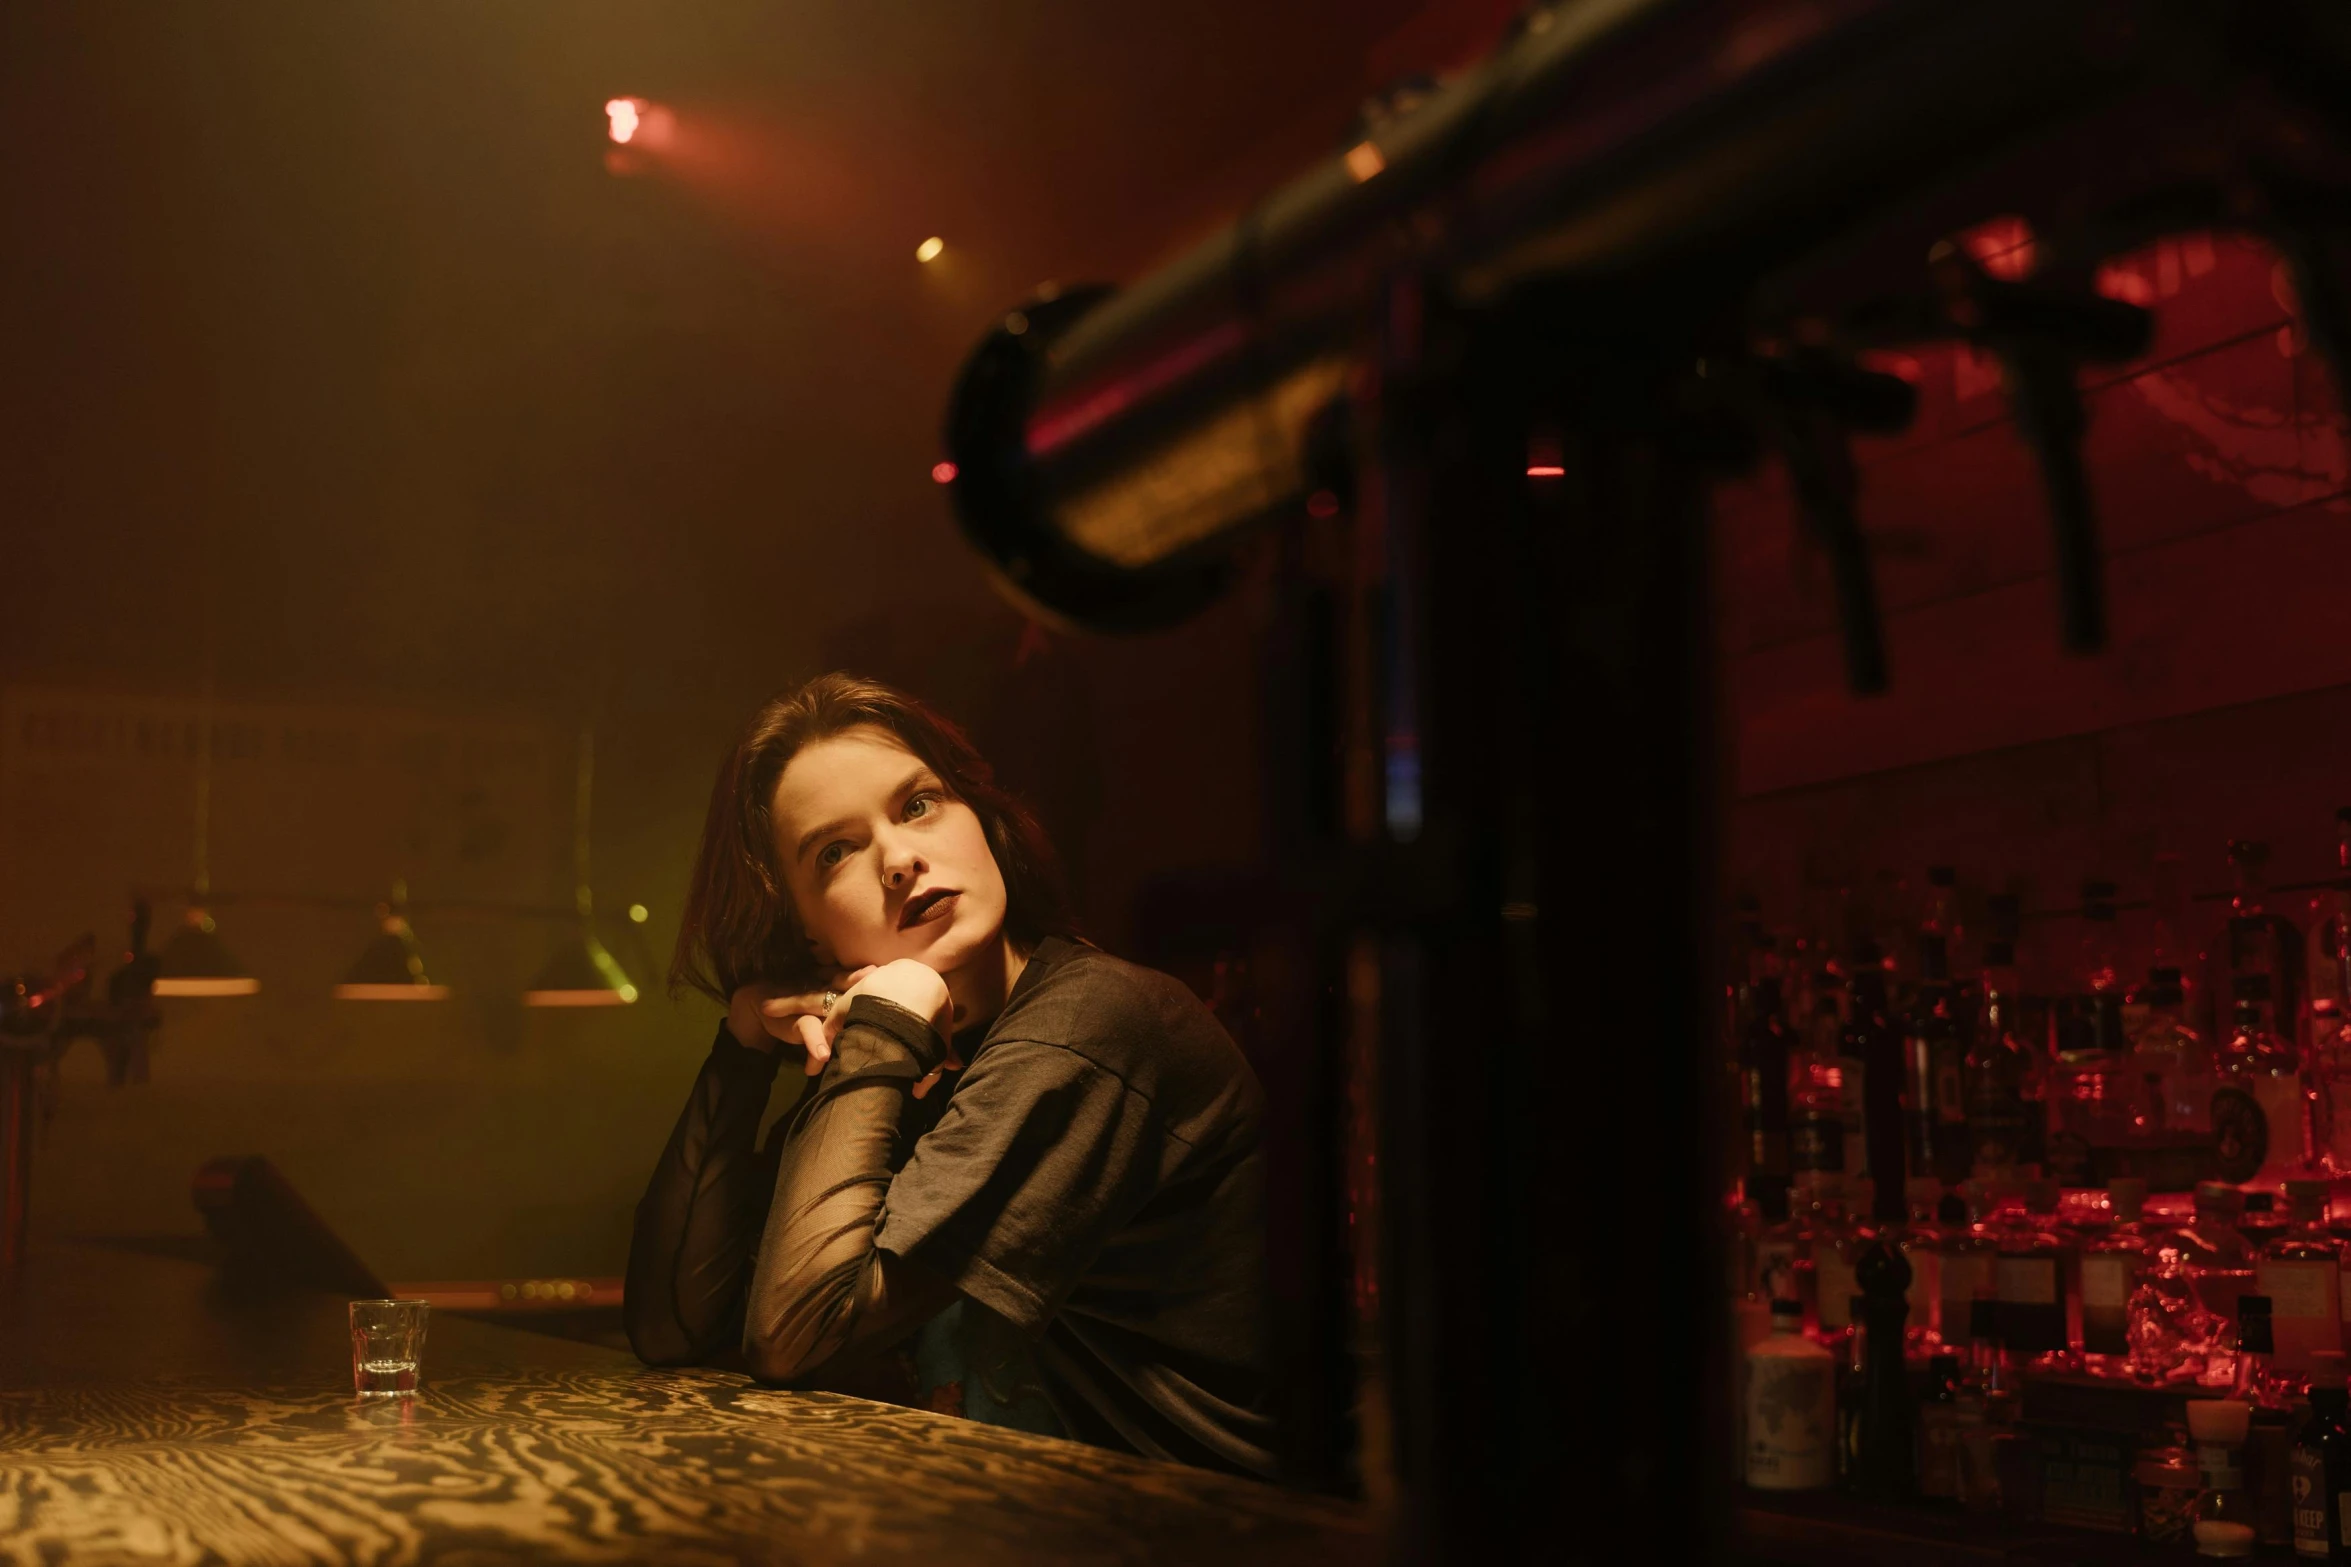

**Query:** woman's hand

left=727, top=971, right=872, bottom=1069
left=816, top=958, right=963, bottom=1099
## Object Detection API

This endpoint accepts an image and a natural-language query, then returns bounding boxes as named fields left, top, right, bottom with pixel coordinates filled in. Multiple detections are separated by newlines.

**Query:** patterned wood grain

left=0, top=1366, right=1367, bottom=1566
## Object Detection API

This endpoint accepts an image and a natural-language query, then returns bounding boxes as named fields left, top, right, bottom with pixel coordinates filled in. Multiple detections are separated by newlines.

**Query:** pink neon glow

left=1025, top=320, right=1248, bottom=457
left=606, top=98, right=641, bottom=145
left=931, top=461, right=958, bottom=484
left=1526, top=465, right=1566, bottom=478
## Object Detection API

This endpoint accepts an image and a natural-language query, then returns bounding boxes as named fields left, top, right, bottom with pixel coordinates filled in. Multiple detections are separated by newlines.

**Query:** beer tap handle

left=1925, top=243, right=2152, bottom=656
left=1753, top=350, right=1917, bottom=696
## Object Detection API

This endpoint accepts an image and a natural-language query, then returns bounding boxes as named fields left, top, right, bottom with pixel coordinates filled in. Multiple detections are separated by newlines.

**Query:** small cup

left=349, top=1298, right=430, bottom=1398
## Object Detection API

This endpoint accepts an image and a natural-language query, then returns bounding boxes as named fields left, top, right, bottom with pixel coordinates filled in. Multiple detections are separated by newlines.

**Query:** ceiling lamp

left=152, top=907, right=259, bottom=998
left=153, top=653, right=256, bottom=997
left=334, top=884, right=450, bottom=1001
left=525, top=730, right=638, bottom=1008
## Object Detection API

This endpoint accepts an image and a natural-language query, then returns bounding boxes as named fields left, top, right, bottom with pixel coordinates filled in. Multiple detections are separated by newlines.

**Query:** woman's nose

left=880, top=839, right=924, bottom=888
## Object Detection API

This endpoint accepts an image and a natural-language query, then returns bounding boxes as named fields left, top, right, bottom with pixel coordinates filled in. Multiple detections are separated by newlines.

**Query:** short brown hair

left=671, top=672, right=1073, bottom=1001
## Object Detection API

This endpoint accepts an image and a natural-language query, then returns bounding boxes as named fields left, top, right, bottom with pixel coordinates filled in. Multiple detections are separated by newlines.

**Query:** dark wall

left=0, top=1, right=1518, bottom=1280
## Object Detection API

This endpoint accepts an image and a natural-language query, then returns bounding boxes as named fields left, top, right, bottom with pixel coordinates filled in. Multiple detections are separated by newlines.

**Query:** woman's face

left=770, top=725, right=1008, bottom=976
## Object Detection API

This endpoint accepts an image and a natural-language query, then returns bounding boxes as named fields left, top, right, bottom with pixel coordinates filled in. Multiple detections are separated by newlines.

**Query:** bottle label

left=1996, top=1255, right=2065, bottom=1354
left=1817, top=1249, right=1857, bottom=1330
left=2081, top=1254, right=2134, bottom=1309
left=2080, top=1254, right=2135, bottom=1356
left=1790, top=1112, right=1845, bottom=1174
left=1941, top=1253, right=1986, bottom=1312
left=2258, top=1258, right=2343, bottom=1371
left=1996, top=1256, right=2059, bottom=1306
left=2294, top=1445, right=2328, bottom=1554
left=1743, top=1352, right=1835, bottom=1490
left=2212, top=1087, right=2270, bottom=1184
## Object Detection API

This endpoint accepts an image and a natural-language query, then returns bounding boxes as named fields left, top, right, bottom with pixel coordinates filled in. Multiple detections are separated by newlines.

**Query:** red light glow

left=1306, top=489, right=1340, bottom=518
left=931, top=461, right=958, bottom=484
left=1526, top=465, right=1566, bottom=478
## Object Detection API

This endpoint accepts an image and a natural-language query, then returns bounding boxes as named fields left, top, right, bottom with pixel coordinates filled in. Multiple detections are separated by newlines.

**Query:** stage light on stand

left=334, top=883, right=449, bottom=1001
left=152, top=908, right=259, bottom=998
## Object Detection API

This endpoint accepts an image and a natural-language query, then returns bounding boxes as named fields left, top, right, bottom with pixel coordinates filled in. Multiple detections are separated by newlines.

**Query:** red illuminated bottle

left=2258, top=1179, right=2344, bottom=1384
left=2080, top=1178, right=2156, bottom=1374
left=1965, top=903, right=2037, bottom=1180
left=2220, top=975, right=2306, bottom=1185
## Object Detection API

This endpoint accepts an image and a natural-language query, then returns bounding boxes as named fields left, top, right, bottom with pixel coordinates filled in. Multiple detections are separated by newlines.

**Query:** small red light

left=931, top=461, right=958, bottom=484
left=1526, top=465, right=1566, bottom=478
left=1306, top=489, right=1340, bottom=518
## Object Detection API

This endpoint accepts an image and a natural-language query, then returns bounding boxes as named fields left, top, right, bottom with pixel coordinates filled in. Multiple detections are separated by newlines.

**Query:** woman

left=625, top=673, right=1276, bottom=1479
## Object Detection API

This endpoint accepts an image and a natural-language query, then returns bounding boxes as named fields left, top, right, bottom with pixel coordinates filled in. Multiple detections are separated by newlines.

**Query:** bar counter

left=0, top=1238, right=1370, bottom=1564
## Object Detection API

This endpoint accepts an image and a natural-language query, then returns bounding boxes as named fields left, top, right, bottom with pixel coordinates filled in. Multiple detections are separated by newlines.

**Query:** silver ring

left=821, top=990, right=840, bottom=1013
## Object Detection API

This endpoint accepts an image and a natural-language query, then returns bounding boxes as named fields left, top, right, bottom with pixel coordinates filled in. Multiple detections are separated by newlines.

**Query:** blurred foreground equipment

left=940, top=1, right=2351, bottom=1560
left=0, top=904, right=159, bottom=1266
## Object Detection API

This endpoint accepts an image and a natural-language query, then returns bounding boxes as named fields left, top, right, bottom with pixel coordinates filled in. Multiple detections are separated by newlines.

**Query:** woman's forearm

left=623, top=1028, right=785, bottom=1365
left=741, top=1000, right=957, bottom=1383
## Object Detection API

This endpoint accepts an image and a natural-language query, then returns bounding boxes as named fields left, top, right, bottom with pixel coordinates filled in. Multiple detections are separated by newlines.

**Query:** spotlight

left=916, top=236, right=945, bottom=264
left=605, top=98, right=642, bottom=145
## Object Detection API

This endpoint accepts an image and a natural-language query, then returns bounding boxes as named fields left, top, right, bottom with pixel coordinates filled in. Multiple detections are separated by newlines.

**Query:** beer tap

left=0, top=903, right=163, bottom=1267
left=1921, top=244, right=2152, bottom=655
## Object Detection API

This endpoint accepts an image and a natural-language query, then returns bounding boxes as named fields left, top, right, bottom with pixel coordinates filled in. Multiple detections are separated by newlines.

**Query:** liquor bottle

left=1844, top=948, right=1897, bottom=1192
left=2220, top=976, right=2307, bottom=1185
left=1738, top=951, right=1793, bottom=1212
left=2237, top=1296, right=2290, bottom=1410
left=2178, top=1181, right=2257, bottom=1324
left=2260, top=1180, right=2345, bottom=1380
left=1992, top=1180, right=2070, bottom=1370
left=2244, top=1191, right=2291, bottom=1253
left=2227, top=839, right=2307, bottom=1044
left=1887, top=1176, right=1947, bottom=1348
left=1915, top=1353, right=1965, bottom=1500
left=2047, top=881, right=2131, bottom=1186
left=2313, top=996, right=2351, bottom=1175
left=2190, top=1397, right=2260, bottom=1559
left=2081, top=1177, right=2157, bottom=1372
left=2292, top=1352, right=2351, bottom=1563
left=1745, top=1297, right=1837, bottom=1491
left=1938, top=1183, right=2000, bottom=1359
left=2136, top=1237, right=2225, bottom=1385
left=1965, top=909, right=2037, bottom=1180
left=1811, top=1184, right=1867, bottom=1349
left=1760, top=1168, right=1849, bottom=1334
left=2129, top=962, right=2218, bottom=1156
left=1900, top=935, right=1969, bottom=1188
left=1793, top=982, right=1863, bottom=1183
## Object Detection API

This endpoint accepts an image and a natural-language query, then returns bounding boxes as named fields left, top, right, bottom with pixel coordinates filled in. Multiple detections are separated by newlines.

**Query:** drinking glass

left=349, top=1298, right=430, bottom=1397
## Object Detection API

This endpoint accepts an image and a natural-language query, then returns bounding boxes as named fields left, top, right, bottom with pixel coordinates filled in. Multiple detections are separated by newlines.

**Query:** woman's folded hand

left=816, top=959, right=962, bottom=1098
left=728, top=971, right=871, bottom=1065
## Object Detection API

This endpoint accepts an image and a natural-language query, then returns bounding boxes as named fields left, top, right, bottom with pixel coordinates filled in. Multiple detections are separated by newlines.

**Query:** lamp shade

left=524, top=926, right=637, bottom=1008
left=334, top=914, right=449, bottom=1001
left=152, top=908, right=259, bottom=998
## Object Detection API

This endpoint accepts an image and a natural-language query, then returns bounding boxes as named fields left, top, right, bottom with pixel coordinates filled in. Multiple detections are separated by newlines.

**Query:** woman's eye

left=817, top=841, right=851, bottom=869
left=905, top=793, right=935, bottom=820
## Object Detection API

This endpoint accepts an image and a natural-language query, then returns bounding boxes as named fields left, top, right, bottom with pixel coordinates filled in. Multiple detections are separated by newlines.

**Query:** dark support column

left=1357, top=288, right=1729, bottom=1561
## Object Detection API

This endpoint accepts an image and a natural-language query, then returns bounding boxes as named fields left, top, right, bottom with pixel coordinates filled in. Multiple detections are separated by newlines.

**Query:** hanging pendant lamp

left=335, top=882, right=451, bottom=1000
left=152, top=906, right=260, bottom=997
left=524, top=729, right=638, bottom=1007
left=152, top=666, right=257, bottom=997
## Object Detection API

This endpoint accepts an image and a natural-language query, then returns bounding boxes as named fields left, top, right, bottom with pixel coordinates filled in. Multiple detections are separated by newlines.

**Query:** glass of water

left=349, top=1298, right=430, bottom=1397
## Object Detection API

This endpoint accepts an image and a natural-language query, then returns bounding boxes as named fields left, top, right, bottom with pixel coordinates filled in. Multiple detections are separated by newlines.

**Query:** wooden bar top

left=1, top=1238, right=1370, bottom=1565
